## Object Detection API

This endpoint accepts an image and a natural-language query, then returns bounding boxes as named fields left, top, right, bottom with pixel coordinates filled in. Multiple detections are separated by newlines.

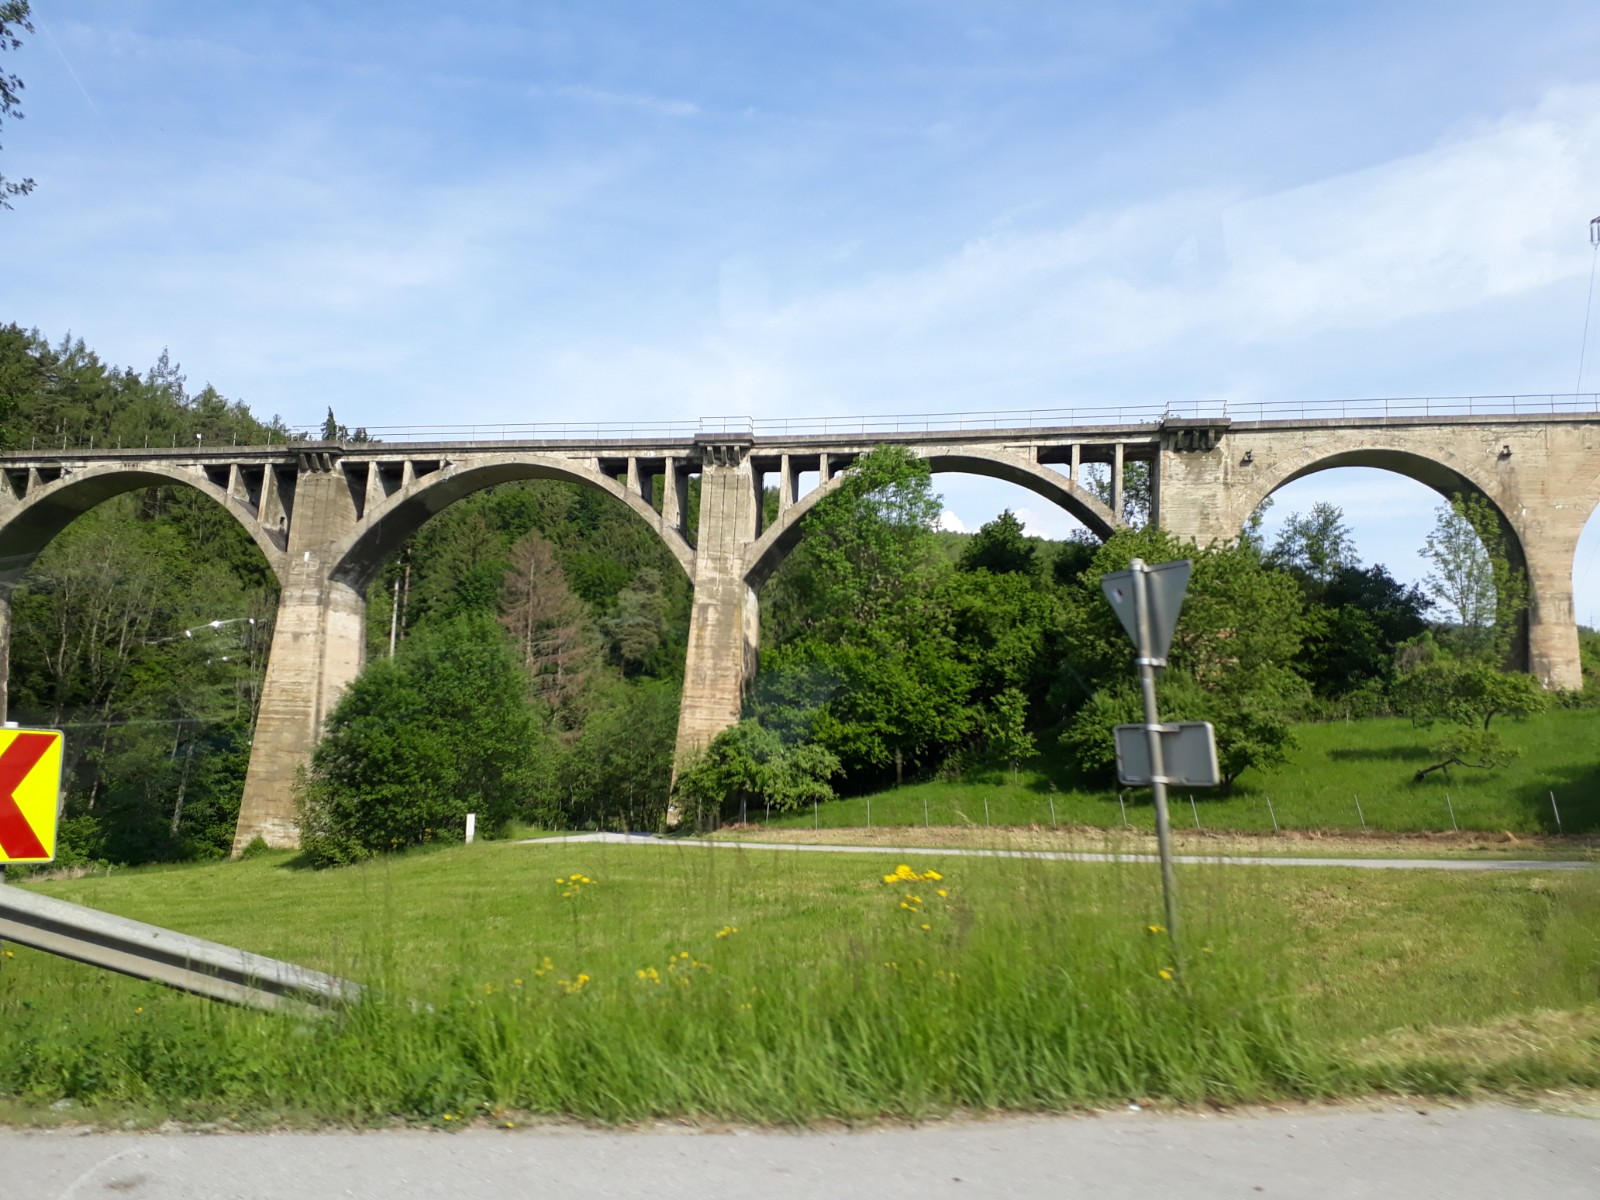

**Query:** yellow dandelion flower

left=1158, top=968, right=1174, bottom=981
left=1146, top=924, right=1166, bottom=935
left=921, top=870, right=943, bottom=881
left=513, top=978, right=523, bottom=986
left=135, top=1007, right=143, bottom=1014
left=1202, top=946, right=1213, bottom=955
left=920, top=923, right=931, bottom=931
left=443, top=1114, right=454, bottom=1121
left=716, top=925, right=739, bottom=938
left=936, top=889, right=948, bottom=898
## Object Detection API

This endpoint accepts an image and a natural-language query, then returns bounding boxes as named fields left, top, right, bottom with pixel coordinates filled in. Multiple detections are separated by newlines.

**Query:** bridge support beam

left=232, top=462, right=364, bottom=853
left=674, top=442, right=760, bottom=777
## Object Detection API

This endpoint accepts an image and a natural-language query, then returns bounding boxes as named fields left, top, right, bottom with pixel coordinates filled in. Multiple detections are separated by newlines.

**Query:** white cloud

left=936, top=509, right=967, bottom=533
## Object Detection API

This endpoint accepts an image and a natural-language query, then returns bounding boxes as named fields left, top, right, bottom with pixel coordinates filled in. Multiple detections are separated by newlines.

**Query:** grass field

left=1, top=838, right=1596, bottom=1126
left=755, top=709, right=1600, bottom=837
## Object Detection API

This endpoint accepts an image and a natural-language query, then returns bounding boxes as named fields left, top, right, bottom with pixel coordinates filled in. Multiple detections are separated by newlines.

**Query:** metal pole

left=1130, top=559, right=1180, bottom=955
left=1550, top=790, right=1563, bottom=835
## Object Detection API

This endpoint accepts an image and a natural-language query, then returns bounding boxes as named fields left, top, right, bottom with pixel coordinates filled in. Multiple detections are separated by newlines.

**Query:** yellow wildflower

left=936, top=889, right=948, bottom=898
left=920, top=923, right=931, bottom=931
left=921, top=870, right=942, bottom=881
left=1158, top=968, right=1174, bottom=982
left=715, top=926, right=739, bottom=939
left=1146, top=924, right=1166, bottom=935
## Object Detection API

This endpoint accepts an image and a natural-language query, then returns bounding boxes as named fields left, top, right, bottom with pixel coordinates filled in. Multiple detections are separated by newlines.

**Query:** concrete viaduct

left=1, top=405, right=1597, bottom=853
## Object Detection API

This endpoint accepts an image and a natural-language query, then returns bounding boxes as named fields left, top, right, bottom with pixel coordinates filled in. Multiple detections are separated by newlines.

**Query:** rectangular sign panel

left=0, top=728, right=65, bottom=864
left=1114, top=721, right=1220, bottom=788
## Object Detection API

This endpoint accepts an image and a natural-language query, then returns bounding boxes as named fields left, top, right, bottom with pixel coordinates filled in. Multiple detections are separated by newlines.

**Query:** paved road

left=7, top=1104, right=1596, bottom=1199
left=527, top=831, right=1592, bottom=871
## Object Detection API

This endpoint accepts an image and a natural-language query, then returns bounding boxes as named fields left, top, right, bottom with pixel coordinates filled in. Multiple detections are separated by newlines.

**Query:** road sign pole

left=1131, top=559, right=1181, bottom=961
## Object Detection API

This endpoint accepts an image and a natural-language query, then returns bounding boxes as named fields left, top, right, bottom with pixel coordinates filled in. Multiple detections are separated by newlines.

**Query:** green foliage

left=1418, top=494, right=1528, bottom=662
left=674, top=719, right=843, bottom=824
left=0, top=2, right=34, bottom=210
left=558, top=678, right=681, bottom=831
left=957, top=509, right=1039, bottom=576
left=297, top=616, right=552, bottom=866
left=1393, top=644, right=1548, bottom=782
left=1268, top=501, right=1357, bottom=585
left=1057, top=528, right=1306, bottom=789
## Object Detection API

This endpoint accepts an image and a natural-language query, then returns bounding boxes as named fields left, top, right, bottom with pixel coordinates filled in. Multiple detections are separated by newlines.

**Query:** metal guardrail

left=19, top=393, right=1600, bottom=451
left=0, top=882, right=361, bottom=1013
left=275, top=392, right=1600, bottom=441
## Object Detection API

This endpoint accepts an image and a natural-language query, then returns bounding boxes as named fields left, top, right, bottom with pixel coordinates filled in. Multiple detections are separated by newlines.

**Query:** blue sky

left=6, top=1, right=1600, bottom=618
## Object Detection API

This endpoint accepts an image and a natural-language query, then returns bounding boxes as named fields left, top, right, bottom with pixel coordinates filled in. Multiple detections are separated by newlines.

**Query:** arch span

left=328, top=455, right=697, bottom=591
left=744, top=447, right=1121, bottom=587
left=0, top=464, right=287, bottom=593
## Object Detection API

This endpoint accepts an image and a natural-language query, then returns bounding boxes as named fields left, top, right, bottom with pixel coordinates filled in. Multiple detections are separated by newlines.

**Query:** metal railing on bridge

left=18, top=393, right=1600, bottom=452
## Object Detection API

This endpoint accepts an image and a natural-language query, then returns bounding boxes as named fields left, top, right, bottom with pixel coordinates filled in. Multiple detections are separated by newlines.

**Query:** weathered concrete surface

left=231, top=463, right=365, bottom=852
left=675, top=440, right=762, bottom=766
left=2, top=1104, right=1595, bottom=1199
left=1157, top=415, right=1600, bottom=690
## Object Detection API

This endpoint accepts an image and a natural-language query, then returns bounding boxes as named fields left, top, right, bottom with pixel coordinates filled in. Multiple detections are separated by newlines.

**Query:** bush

left=297, top=615, right=552, bottom=866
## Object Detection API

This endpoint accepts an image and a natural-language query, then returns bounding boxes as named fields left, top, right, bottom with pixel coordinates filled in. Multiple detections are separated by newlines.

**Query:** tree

left=1296, top=564, right=1432, bottom=697
left=1269, top=502, right=1357, bottom=586
left=1394, top=652, right=1546, bottom=781
left=1418, top=493, right=1526, bottom=661
left=498, top=530, right=599, bottom=731
left=296, top=615, right=551, bottom=865
left=674, top=720, right=842, bottom=825
left=1057, top=527, right=1307, bottom=789
left=0, top=2, right=33, bottom=210
left=603, top=567, right=670, bottom=676
left=759, top=446, right=974, bottom=782
left=958, top=510, right=1039, bottom=576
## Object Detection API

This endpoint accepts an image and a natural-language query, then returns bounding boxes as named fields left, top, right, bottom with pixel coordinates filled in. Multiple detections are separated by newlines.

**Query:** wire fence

left=17, top=393, right=1600, bottom=453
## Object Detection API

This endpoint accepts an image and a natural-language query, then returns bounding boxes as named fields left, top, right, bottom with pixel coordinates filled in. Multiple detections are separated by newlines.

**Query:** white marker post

left=465, top=812, right=476, bottom=844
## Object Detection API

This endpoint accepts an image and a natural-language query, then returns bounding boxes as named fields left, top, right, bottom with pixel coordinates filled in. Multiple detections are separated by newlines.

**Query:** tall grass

left=1, top=841, right=1594, bottom=1124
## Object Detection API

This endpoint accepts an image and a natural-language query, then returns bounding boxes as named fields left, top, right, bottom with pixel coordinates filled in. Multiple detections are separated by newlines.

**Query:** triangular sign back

left=1100, top=559, right=1192, bottom=661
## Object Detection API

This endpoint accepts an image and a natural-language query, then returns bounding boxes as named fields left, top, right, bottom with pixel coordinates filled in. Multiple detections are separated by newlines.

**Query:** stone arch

left=1241, top=443, right=1532, bottom=669
left=744, top=447, right=1121, bottom=587
left=0, top=464, right=287, bottom=594
left=327, top=455, right=697, bottom=591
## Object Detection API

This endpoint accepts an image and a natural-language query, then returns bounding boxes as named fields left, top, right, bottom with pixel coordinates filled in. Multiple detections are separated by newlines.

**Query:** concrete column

left=673, top=445, right=760, bottom=770
left=662, top=457, right=686, bottom=536
left=1515, top=524, right=1583, bottom=690
left=1069, top=443, right=1080, bottom=481
left=1152, top=441, right=1240, bottom=546
left=232, top=463, right=365, bottom=853
left=779, top=454, right=794, bottom=515
left=1111, top=442, right=1125, bottom=520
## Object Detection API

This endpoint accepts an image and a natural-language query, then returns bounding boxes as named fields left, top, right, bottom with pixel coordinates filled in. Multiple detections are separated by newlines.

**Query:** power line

left=1578, top=217, right=1600, bottom=395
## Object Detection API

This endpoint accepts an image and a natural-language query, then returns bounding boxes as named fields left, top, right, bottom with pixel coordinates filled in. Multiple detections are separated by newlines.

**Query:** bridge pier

left=232, top=462, right=365, bottom=853
left=673, top=439, right=761, bottom=771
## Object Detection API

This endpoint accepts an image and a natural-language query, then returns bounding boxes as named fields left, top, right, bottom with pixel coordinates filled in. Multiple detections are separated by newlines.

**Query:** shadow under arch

left=1244, top=445, right=1531, bottom=667
left=327, top=456, right=697, bottom=592
left=744, top=447, right=1122, bottom=588
left=0, top=464, right=287, bottom=594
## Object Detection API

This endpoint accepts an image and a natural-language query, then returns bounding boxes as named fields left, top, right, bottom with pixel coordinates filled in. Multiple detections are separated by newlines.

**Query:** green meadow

left=761, top=709, right=1600, bottom=837
left=0, top=837, right=1595, bottom=1126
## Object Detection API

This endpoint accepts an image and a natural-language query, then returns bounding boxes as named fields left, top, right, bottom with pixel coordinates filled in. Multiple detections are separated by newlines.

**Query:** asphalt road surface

left=6, top=1103, right=1597, bottom=1199
left=530, top=830, right=1594, bottom=871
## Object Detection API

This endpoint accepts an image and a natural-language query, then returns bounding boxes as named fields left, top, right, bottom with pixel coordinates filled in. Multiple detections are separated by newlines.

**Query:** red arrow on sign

left=0, top=733, right=54, bottom=860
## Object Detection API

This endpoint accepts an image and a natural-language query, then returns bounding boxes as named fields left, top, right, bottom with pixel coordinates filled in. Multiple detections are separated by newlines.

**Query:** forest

left=3, top=325, right=1596, bottom=867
